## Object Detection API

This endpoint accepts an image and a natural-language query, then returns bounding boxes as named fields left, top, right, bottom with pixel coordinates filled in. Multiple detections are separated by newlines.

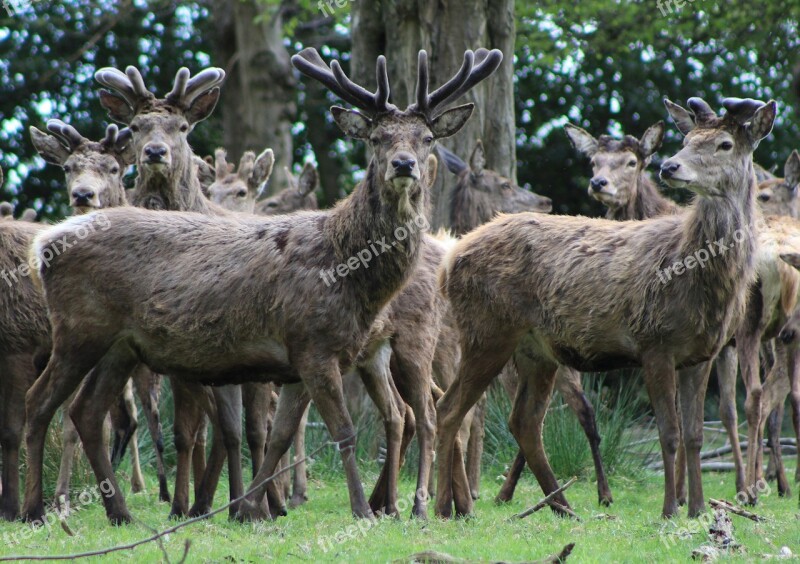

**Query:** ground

left=0, top=467, right=796, bottom=562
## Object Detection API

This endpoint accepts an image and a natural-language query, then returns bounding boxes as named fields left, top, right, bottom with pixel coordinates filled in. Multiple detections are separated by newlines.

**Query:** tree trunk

left=351, top=0, right=516, bottom=229
left=213, top=0, right=295, bottom=194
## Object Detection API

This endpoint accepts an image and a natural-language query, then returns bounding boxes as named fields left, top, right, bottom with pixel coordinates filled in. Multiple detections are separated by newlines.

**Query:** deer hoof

left=235, top=499, right=269, bottom=522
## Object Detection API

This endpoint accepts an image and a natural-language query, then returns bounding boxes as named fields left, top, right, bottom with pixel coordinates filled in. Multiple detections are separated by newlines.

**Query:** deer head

left=94, top=66, right=225, bottom=201
left=661, top=97, right=777, bottom=196
left=565, top=121, right=664, bottom=208
left=258, top=163, right=319, bottom=215
left=30, top=120, right=133, bottom=212
left=757, top=150, right=800, bottom=217
left=203, top=148, right=275, bottom=213
left=292, top=47, right=502, bottom=217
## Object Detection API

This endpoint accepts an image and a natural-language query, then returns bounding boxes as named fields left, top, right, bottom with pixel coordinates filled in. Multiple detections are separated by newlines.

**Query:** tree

left=350, top=0, right=517, bottom=229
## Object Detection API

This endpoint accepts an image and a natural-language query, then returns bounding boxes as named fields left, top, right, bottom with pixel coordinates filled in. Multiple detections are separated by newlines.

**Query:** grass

left=0, top=467, right=797, bottom=562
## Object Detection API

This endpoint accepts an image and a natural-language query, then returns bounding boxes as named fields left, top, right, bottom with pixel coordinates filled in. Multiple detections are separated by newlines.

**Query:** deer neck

left=328, top=159, right=427, bottom=309
left=450, top=176, right=490, bottom=236
left=132, top=149, right=214, bottom=213
left=628, top=172, right=669, bottom=220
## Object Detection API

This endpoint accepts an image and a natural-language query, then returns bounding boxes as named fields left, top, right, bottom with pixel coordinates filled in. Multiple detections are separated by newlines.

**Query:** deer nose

left=758, top=192, right=771, bottom=202
left=660, top=161, right=680, bottom=179
left=780, top=328, right=796, bottom=344
left=71, top=187, right=95, bottom=202
left=144, top=144, right=168, bottom=161
left=590, top=177, right=608, bottom=192
left=391, top=157, right=416, bottom=176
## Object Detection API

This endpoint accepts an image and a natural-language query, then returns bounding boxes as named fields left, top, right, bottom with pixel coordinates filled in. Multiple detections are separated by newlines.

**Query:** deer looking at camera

left=435, top=97, right=775, bottom=520
left=21, top=48, right=501, bottom=525
left=0, top=122, right=141, bottom=520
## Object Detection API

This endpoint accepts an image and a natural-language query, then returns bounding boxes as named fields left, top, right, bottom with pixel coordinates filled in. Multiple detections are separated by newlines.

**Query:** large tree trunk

left=213, top=0, right=295, bottom=194
left=351, top=0, right=516, bottom=229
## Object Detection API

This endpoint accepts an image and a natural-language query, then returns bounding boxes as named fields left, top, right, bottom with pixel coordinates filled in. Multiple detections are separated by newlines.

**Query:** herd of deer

left=0, top=45, right=799, bottom=533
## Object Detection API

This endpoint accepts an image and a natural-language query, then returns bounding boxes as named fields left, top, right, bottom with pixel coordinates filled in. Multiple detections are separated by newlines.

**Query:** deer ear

left=193, top=156, right=215, bottom=195
left=331, top=107, right=372, bottom=139
left=564, top=123, right=598, bottom=156
left=470, top=140, right=486, bottom=174
left=640, top=121, right=665, bottom=158
left=780, top=252, right=800, bottom=270
left=297, top=162, right=318, bottom=196
left=99, top=90, right=136, bottom=124
left=250, top=149, right=275, bottom=193
left=115, top=128, right=137, bottom=166
left=424, top=154, right=438, bottom=187
left=29, top=126, right=70, bottom=165
left=784, top=150, right=800, bottom=191
left=664, top=98, right=695, bottom=136
left=186, top=88, right=221, bottom=125
left=435, top=144, right=467, bottom=175
left=746, top=100, right=777, bottom=148
left=431, top=104, right=474, bottom=138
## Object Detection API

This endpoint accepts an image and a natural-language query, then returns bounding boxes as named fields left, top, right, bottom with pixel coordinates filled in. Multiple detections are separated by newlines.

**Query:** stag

left=0, top=122, right=135, bottom=520
left=435, top=97, right=775, bottom=519
left=21, top=48, right=501, bottom=524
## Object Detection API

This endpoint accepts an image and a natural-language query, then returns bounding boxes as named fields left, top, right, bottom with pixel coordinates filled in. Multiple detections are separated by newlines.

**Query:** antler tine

left=214, top=148, right=229, bottom=180
left=95, top=67, right=139, bottom=107
left=237, top=151, right=256, bottom=181
left=722, top=97, right=766, bottom=124
left=433, top=48, right=503, bottom=112
left=166, top=68, right=191, bottom=105
left=291, top=48, right=374, bottom=112
left=374, top=55, right=391, bottom=112
left=100, top=123, right=120, bottom=150
left=181, top=68, right=226, bottom=107
left=125, top=66, right=152, bottom=99
left=414, top=50, right=429, bottom=114
left=46, top=119, right=87, bottom=151
left=330, top=60, right=382, bottom=113
left=687, top=97, right=716, bottom=123
left=115, top=127, right=132, bottom=151
left=423, top=50, right=474, bottom=112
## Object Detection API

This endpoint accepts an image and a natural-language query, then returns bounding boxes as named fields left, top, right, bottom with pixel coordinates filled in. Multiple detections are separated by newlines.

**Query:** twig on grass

left=709, top=498, right=765, bottom=522
left=0, top=432, right=353, bottom=561
left=511, top=476, right=578, bottom=520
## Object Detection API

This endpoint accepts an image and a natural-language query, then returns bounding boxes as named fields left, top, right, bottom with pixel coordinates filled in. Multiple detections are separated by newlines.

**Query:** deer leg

left=133, top=368, right=169, bottom=502
left=22, top=341, right=104, bottom=524
left=54, top=392, right=79, bottom=515
left=642, top=352, right=680, bottom=518
left=495, top=362, right=524, bottom=504
left=737, top=308, right=765, bottom=504
left=760, top=341, right=791, bottom=497
left=509, top=354, right=570, bottom=514
left=787, top=347, right=800, bottom=484
left=466, top=394, right=487, bottom=501
left=435, top=337, right=517, bottom=519
left=289, top=403, right=310, bottom=508
left=192, top=415, right=208, bottom=498
left=110, top=379, right=144, bottom=493
left=674, top=383, right=687, bottom=507
left=678, top=361, right=712, bottom=518
left=555, top=365, right=612, bottom=506
left=716, top=345, right=745, bottom=494
left=359, top=341, right=403, bottom=516
left=169, top=378, right=205, bottom=519
left=69, top=341, right=140, bottom=525
left=243, top=382, right=270, bottom=479
left=0, top=354, right=36, bottom=521
left=766, top=405, right=790, bottom=496
left=237, top=382, right=310, bottom=522
left=390, top=334, right=436, bottom=519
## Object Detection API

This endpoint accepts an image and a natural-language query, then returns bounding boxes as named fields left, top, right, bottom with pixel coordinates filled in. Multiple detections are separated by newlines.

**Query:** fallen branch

left=709, top=498, right=765, bottom=522
left=0, top=433, right=353, bottom=561
left=550, top=502, right=581, bottom=521
left=511, top=477, right=577, bottom=520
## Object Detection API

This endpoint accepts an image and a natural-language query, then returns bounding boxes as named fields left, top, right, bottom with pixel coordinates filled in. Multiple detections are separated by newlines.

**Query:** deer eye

left=63, top=165, right=71, bottom=173
left=627, top=160, right=637, bottom=168
left=237, top=189, right=247, bottom=198
left=718, top=141, right=733, bottom=151
left=502, top=182, right=511, bottom=190
left=266, top=201, right=278, bottom=208
left=423, top=135, right=434, bottom=145
left=110, top=166, right=120, bottom=175
left=130, top=125, right=139, bottom=133
left=180, top=124, right=189, bottom=133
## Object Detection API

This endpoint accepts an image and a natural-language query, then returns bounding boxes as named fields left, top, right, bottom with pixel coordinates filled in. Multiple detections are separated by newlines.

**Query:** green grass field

left=0, top=466, right=797, bottom=562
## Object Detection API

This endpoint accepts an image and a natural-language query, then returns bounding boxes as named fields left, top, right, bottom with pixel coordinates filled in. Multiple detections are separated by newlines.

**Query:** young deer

left=436, top=142, right=612, bottom=506
left=757, top=150, right=800, bottom=218
left=22, top=48, right=501, bottom=524
left=0, top=122, right=135, bottom=520
left=257, top=163, right=319, bottom=215
left=435, top=97, right=776, bottom=519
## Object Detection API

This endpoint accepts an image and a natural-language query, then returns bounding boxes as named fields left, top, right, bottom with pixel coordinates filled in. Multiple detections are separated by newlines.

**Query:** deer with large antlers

left=0, top=122, right=136, bottom=520
left=21, top=48, right=501, bottom=524
left=435, top=97, right=776, bottom=519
